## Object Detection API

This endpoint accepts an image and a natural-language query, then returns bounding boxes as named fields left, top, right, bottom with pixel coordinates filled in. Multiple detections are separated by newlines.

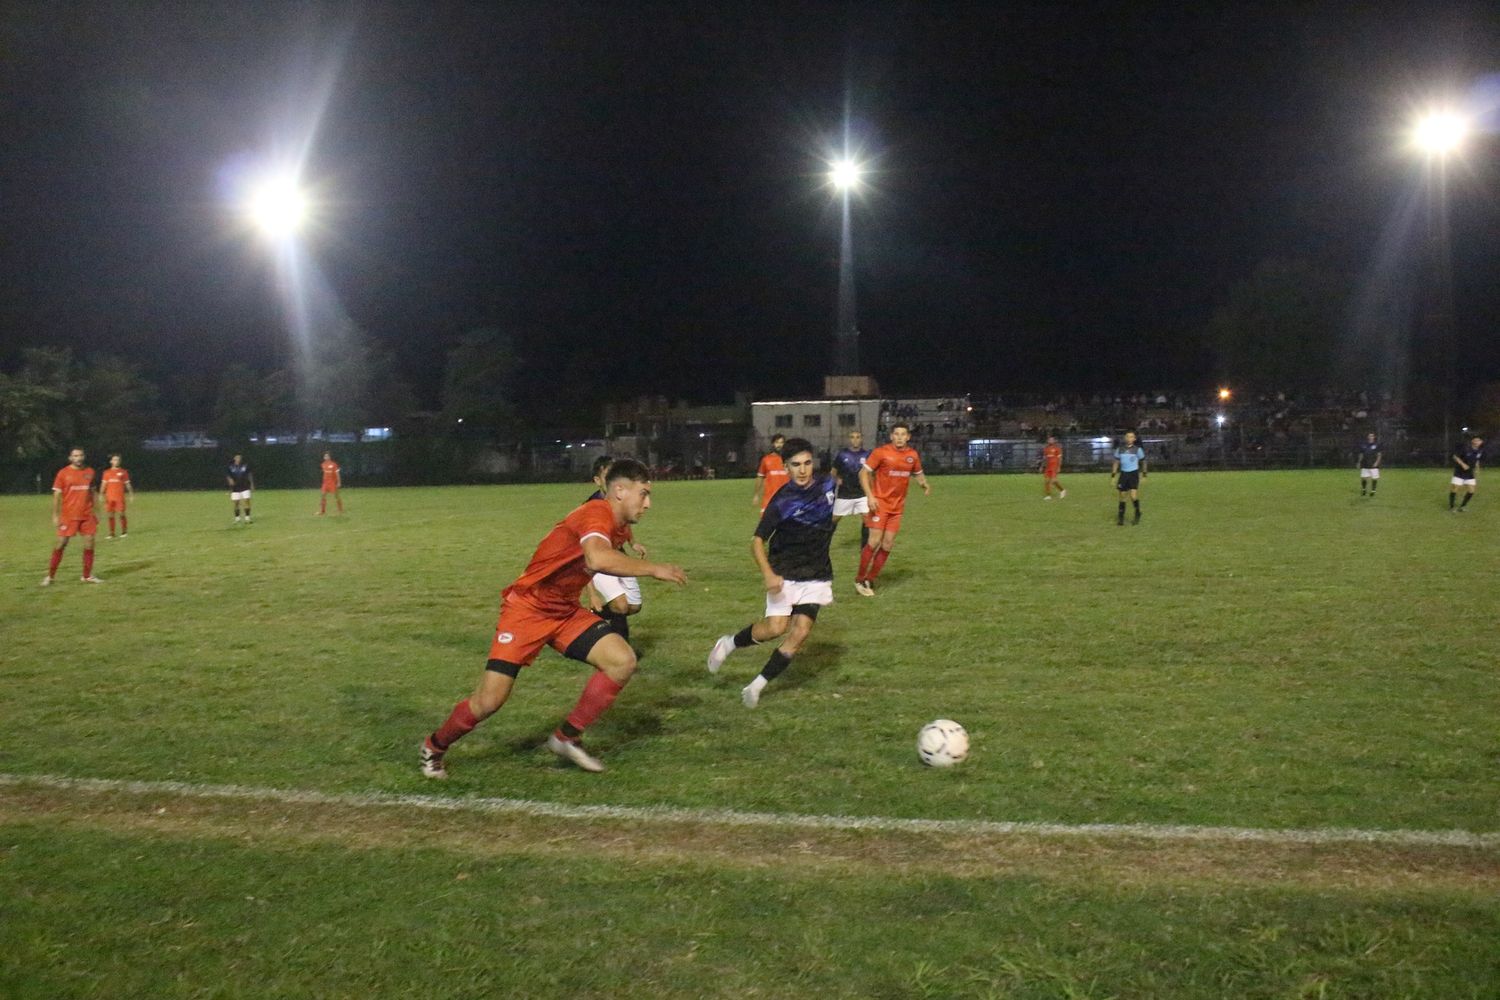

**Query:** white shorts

left=592, top=573, right=642, bottom=607
left=832, top=496, right=869, bottom=517
left=230, top=490, right=252, bottom=501
left=1360, top=468, right=1380, bottom=479
left=765, top=578, right=834, bottom=618
left=1451, top=477, right=1476, bottom=487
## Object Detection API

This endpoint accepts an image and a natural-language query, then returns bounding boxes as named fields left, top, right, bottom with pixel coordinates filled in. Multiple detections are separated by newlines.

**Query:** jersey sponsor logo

left=886, top=470, right=911, bottom=478
left=496, top=632, right=514, bottom=644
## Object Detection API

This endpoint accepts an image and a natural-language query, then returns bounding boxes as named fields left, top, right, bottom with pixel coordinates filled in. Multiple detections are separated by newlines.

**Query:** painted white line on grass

left=3, top=773, right=1497, bottom=849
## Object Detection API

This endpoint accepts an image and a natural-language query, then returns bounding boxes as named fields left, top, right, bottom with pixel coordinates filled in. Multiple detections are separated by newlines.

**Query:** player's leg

left=1450, top=480, right=1459, bottom=509
left=80, top=524, right=99, bottom=581
left=592, top=572, right=638, bottom=642
left=1117, top=485, right=1127, bottom=524
left=742, top=609, right=816, bottom=708
left=1461, top=483, right=1476, bottom=509
left=43, top=533, right=70, bottom=584
left=856, top=516, right=886, bottom=594
left=708, top=613, right=787, bottom=673
left=107, top=506, right=117, bottom=538
left=549, top=616, right=638, bottom=771
left=1131, top=487, right=1141, bottom=523
left=318, top=490, right=327, bottom=515
left=865, top=516, right=900, bottom=588
left=120, top=502, right=127, bottom=535
left=335, top=488, right=344, bottom=513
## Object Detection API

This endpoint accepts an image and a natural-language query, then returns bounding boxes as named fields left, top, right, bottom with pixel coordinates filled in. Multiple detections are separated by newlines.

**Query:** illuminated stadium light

left=1216, top=414, right=1228, bottom=427
left=245, top=173, right=309, bottom=238
left=829, top=158, right=864, bottom=191
left=1411, top=111, right=1470, bottom=157
left=1218, top=387, right=1232, bottom=401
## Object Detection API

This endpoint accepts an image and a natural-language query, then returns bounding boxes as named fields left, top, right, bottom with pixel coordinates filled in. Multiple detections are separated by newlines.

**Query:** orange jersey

left=863, top=444, right=923, bottom=516
left=53, top=465, right=97, bottom=520
left=1042, top=444, right=1062, bottom=470
left=101, top=467, right=131, bottom=502
left=503, top=499, right=631, bottom=616
left=320, top=460, right=340, bottom=487
left=757, top=452, right=788, bottom=503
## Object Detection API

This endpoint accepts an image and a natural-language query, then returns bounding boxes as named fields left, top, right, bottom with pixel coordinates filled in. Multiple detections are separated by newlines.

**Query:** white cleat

left=1043, top=495, right=1053, bottom=501
left=854, top=580, right=875, bottom=597
left=707, top=635, right=735, bottom=674
left=81, top=575, right=103, bottom=584
left=40, top=575, right=53, bottom=587
left=419, top=741, right=447, bottom=780
left=547, top=734, right=605, bottom=773
left=741, top=683, right=761, bottom=709
left=1059, top=489, right=1067, bottom=499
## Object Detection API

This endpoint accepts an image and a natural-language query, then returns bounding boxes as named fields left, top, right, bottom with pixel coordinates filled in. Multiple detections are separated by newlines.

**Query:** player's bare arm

left=859, top=465, right=878, bottom=513
left=582, top=535, right=686, bottom=585
left=917, top=471, right=932, bottom=495
left=751, top=536, right=783, bottom=594
left=752, top=475, right=765, bottom=507
left=51, top=488, right=62, bottom=526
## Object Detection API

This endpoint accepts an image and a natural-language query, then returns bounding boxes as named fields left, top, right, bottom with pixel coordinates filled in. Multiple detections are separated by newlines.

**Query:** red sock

left=108, top=514, right=116, bottom=535
left=563, top=672, right=624, bottom=734
left=857, top=545, right=876, bottom=581
left=82, top=549, right=95, bottom=578
left=431, top=698, right=479, bottom=750
left=868, top=548, right=891, bottom=582
left=336, top=497, right=344, bottom=512
left=47, top=549, right=63, bottom=577
left=121, top=514, right=127, bottom=533
left=319, top=497, right=326, bottom=513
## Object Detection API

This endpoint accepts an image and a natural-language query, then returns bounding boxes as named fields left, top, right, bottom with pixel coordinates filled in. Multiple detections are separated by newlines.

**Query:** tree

left=441, top=328, right=520, bottom=432
left=1206, top=258, right=1349, bottom=391
left=78, top=355, right=163, bottom=447
left=212, top=363, right=267, bottom=442
left=0, top=370, right=65, bottom=459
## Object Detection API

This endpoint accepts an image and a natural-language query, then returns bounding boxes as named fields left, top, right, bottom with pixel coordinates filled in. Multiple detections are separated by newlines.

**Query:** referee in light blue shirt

left=1111, top=431, right=1147, bottom=525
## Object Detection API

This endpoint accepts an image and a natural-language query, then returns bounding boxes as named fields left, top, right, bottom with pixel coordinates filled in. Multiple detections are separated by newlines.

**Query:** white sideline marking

left=3, top=773, right=1497, bottom=849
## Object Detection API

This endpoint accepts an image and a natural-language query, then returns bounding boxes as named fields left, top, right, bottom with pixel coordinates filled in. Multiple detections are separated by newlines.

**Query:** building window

left=803, top=414, right=822, bottom=428
left=774, top=415, right=793, bottom=428
left=837, top=413, right=857, bottom=427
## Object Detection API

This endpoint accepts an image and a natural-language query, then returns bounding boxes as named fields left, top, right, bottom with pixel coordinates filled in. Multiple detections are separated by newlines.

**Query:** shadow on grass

left=99, top=559, right=155, bottom=578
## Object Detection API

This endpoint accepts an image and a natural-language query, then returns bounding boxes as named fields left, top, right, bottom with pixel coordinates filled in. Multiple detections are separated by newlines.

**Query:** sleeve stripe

left=579, top=531, right=612, bottom=547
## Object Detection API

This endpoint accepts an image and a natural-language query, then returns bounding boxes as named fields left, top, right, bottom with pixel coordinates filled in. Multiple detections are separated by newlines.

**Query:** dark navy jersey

left=1453, top=443, right=1484, bottom=478
left=1359, top=440, right=1381, bottom=468
left=832, top=447, right=871, bottom=499
left=586, top=489, right=605, bottom=501
left=754, top=474, right=836, bottom=581
left=227, top=463, right=252, bottom=490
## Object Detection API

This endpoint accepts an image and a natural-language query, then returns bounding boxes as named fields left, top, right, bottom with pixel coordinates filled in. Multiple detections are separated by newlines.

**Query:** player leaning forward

left=707, top=438, right=836, bottom=707
left=420, top=459, right=687, bottom=778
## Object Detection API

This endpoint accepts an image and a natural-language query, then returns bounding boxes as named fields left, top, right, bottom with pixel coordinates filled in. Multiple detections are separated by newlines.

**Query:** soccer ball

left=916, top=719, right=969, bottom=768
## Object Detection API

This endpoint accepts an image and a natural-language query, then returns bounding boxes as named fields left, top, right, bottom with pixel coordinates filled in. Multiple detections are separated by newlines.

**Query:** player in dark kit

left=1449, top=435, right=1484, bottom=512
left=1357, top=433, right=1382, bottom=497
left=830, top=429, right=871, bottom=547
left=226, top=455, right=254, bottom=524
left=705, top=438, right=836, bottom=708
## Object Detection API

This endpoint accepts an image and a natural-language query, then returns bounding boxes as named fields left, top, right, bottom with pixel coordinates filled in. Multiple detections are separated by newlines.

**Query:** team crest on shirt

left=496, top=632, right=514, bottom=644
left=905, top=456, right=914, bottom=463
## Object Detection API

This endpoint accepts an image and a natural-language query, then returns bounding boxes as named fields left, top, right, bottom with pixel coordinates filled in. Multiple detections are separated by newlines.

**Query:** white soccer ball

left=917, top=719, right=969, bottom=768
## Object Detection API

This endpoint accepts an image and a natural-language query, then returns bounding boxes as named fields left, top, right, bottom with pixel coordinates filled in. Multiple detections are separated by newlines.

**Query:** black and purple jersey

left=832, top=447, right=870, bottom=499
left=754, top=474, right=836, bottom=581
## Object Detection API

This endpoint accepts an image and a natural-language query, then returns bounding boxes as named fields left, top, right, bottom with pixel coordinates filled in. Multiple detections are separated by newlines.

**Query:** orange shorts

left=1043, top=466, right=1061, bottom=479
left=863, top=510, right=903, bottom=536
left=321, top=480, right=339, bottom=492
left=105, top=498, right=126, bottom=512
left=57, top=516, right=98, bottom=538
left=488, top=598, right=609, bottom=668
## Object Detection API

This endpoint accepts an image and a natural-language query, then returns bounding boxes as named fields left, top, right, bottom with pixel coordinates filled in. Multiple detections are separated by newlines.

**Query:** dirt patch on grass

left=3, top=783, right=1496, bottom=894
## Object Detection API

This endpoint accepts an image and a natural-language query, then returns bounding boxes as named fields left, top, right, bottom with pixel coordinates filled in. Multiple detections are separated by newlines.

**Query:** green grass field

left=2, top=471, right=1497, bottom=998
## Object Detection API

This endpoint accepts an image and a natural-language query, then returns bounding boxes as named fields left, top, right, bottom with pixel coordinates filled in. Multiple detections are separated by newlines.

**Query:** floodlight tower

left=830, top=158, right=864, bottom=376
left=1410, top=108, right=1470, bottom=445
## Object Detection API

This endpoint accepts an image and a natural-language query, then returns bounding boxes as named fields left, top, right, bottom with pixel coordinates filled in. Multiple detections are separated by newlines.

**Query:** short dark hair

left=781, top=437, right=815, bottom=462
left=770, top=433, right=786, bottom=444
left=604, top=458, right=650, bottom=486
left=590, top=455, right=613, bottom=478
left=890, top=422, right=910, bottom=433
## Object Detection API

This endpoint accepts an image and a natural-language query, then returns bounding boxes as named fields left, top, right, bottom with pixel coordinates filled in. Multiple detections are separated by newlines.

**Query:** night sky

left=3, top=2, right=1498, bottom=416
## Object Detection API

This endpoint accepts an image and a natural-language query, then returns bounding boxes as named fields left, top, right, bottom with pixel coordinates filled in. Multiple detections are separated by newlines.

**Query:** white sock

left=746, top=675, right=768, bottom=696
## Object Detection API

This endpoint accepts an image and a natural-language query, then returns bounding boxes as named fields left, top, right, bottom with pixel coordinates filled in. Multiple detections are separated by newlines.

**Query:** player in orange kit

left=1039, top=434, right=1066, bottom=499
left=100, top=453, right=135, bottom=537
left=317, top=451, right=343, bottom=515
left=42, top=447, right=103, bottom=585
left=419, top=459, right=687, bottom=779
left=752, top=433, right=789, bottom=512
left=853, top=423, right=931, bottom=596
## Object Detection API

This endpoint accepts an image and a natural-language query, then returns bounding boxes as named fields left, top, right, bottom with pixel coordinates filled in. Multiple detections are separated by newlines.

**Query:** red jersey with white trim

left=757, top=452, right=788, bottom=505
left=1042, top=444, right=1062, bottom=472
left=101, top=467, right=131, bottom=503
left=863, top=444, right=923, bottom=516
left=503, top=499, right=631, bottom=615
left=320, top=460, right=340, bottom=488
left=53, top=465, right=97, bottom=520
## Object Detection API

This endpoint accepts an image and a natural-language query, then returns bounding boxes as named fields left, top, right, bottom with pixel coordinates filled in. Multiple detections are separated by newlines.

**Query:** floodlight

left=246, top=174, right=308, bottom=238
left=1412, top=111, right=1470, bottom=157
left=1216, top=414, right=1227, bottom=427
left=829, top=158, right=864, bottom=191
left=1218, top=387, right=1232, bottom=401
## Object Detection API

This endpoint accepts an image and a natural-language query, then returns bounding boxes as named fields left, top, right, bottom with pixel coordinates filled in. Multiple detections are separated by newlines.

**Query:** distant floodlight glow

left=1218, top=387, right=1232, bottom=401
left=829, top=159, right=864, bottom=191
left=1412, top=111, right=1470, bottom=157
left=1216, top=414, right=1227, bottom=427
left=246, top=175, right=308, bottom=237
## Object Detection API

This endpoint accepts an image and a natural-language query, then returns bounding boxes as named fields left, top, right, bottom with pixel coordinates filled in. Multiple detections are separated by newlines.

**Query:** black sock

left=1117, top=501, right=1126, bottom=520
left=1370, top=483, right=1376, bottom=494
left=1450, top=493, right=1457, bottom=508
left=558, top=720, right=582, bottom=739
left=760, top=649, right=792, bottom=682
left=733, top=625, right=759, bottom=648
left=604, top=612, right=629, bottom=641
left=1461, top=492, right=1472, bottom=507
left=1133, top=500, right=1140, bottom=514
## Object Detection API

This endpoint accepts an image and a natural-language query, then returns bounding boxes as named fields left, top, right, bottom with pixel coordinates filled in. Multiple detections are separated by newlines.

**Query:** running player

left=705, top=438, right=835, bottom=707
left=420, top=459, right=687, bottom=778
left=583, top=456, right=649, bottom=646
left=752, top=433, right=789, bottom=512
left=1040, top=434, right=1066, bottom=499
left=1357, top=432, right=1382, bottom=497
left=317, top=452, right=343, bottom=515
left=1111, top=431, right=1147, bottom=525
left=226, top=454, right=254, bottom=524
left=1449, top=434, right=1484, bottom=512
left=101, top=453, right=134, bottom=537
left=831, top=429, right=871, bottom=546
left=42, top=447, right=102, bottom=585
left=854, top=423, right=931, bottom=596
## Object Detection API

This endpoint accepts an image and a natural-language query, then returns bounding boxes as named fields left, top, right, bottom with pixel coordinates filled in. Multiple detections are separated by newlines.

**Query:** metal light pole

left=830, top=158, right=864, bottom=376
left=1411, top=110, right=1470, bottom=447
